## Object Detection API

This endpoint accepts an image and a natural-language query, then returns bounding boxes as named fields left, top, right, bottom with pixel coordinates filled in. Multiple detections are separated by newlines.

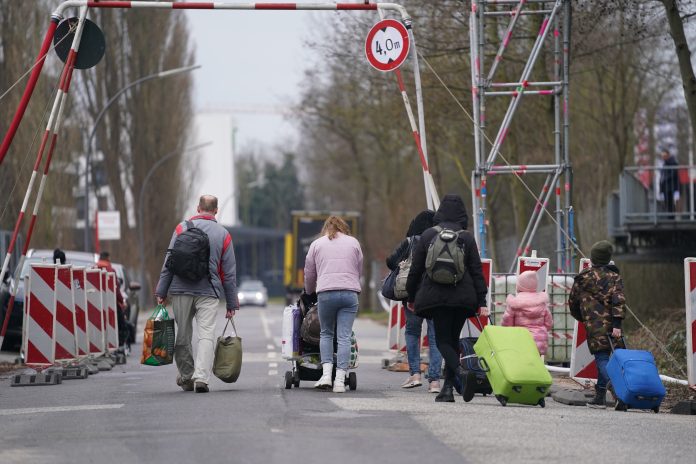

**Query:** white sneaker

left=314, top=363, right=333, bottom=390
left=333, top=369, right=346, bottom=393
left=401, top=374, right=422, bottom=389
left=428, top=380, right=441, bottom=393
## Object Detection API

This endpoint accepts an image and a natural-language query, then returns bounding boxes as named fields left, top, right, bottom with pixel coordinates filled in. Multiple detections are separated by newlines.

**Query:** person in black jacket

left=659, top=149, right=679, bottom=215
left=386, top=210, right=443, bottom=393
left=406, top=194, right=488, bottom=403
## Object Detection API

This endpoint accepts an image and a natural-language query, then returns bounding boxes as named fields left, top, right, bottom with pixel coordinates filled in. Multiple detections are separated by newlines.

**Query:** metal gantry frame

left=469, top=0, right=573, bottom=272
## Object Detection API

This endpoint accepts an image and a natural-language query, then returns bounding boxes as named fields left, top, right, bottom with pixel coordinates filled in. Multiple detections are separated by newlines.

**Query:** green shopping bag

left=140, top=305, right=175, bottom=366
left=213, top=318, right=243, bottom=383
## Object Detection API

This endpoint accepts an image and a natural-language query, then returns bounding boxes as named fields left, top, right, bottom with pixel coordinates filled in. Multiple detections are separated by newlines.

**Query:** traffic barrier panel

left=85, top=268, right=105, bottom=356
left=462, top=258, right=492, bottom=338
left=24, top=264, right=57, bottom=367
left=104, top=271, right=118, bottom=352
left=570, top=258, right=597, bottom=384
left=685, top=258, right=696, bottom=387
left=387, top=301, right=406, bottom=353
left=54, top=265, right=78, bottom=362
left=72, top=267, right=89, bottom=357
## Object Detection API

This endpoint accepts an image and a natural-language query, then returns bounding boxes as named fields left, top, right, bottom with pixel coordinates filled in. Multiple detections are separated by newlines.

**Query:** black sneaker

left=194, top=381, right=209, bottom=393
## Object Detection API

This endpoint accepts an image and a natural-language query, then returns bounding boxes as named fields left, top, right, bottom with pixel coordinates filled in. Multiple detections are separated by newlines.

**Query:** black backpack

left=165, top=220, right=210, bottom=282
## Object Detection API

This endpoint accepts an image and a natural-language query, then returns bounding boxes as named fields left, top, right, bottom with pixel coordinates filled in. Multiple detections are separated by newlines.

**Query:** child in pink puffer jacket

left=502, top=270, right=553, bottom=356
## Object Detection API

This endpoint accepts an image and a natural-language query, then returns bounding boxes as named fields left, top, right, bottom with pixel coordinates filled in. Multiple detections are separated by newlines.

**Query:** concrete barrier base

left=670, top=400, right=696, bottom=415
left=10, top=372, right=62, bottom=387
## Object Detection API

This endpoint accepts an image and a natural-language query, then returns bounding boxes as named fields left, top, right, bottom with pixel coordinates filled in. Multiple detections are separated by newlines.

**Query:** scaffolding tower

left=470, top=0, right=573, bottom=272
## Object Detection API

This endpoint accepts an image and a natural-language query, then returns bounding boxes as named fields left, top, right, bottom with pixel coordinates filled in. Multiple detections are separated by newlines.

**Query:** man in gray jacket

left=156, top=195, right=239, bottom=393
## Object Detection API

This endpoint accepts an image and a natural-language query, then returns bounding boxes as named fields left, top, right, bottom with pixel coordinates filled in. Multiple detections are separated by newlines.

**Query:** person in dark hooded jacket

left=406, top=194, right=488, bottom=403
left=386, top=210, right=443, bottom=393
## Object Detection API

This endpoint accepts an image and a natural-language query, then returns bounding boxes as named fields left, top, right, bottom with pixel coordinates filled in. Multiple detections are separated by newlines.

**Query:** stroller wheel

left=293, top=370, right=300, bottom=388
left=284, top=371, right=293, bottom=389
left=348, top=372, right=357, bottom=391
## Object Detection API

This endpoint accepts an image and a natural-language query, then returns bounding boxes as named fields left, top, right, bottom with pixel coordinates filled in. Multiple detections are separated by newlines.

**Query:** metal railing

left=619, top=165, right=696, bottom=225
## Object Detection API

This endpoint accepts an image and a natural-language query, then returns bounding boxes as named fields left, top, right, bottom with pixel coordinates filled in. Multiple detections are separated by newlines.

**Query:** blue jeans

left=594, top=351, right=610, bottom=391
left=404, top=308, right=442, bottom=380
left=317, top=290, right=359, bottom=370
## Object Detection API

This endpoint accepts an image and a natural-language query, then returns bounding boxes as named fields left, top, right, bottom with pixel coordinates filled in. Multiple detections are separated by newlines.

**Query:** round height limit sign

left=365, top=19, right=410, bottom=72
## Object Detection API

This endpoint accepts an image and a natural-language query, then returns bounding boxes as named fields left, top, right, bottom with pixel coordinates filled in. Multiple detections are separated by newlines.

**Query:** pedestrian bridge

left=608, top=165, right=696, bottom=253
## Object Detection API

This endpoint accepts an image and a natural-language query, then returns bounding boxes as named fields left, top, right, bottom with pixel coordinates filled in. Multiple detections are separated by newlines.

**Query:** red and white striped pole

left=0, top=7, right=89, bottom=350
left=0, top=16, right=60, bottom=166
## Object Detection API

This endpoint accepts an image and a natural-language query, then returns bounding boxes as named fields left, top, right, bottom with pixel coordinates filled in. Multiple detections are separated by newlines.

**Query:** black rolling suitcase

left=456, top=337, right=493, bottom=396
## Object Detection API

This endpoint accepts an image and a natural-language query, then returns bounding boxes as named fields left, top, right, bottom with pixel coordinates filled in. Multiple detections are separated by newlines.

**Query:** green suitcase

left=473, top=325, right=552, bottom=407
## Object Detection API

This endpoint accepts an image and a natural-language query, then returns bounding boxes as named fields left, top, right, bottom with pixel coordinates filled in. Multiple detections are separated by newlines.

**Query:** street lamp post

left=84, top=64, right=200, bottom=251
left=137, top=142, right=211, bottom=304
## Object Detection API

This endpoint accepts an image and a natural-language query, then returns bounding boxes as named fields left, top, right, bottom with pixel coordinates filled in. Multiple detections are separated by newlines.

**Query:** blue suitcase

left=607, top=339, right=665, bottom=413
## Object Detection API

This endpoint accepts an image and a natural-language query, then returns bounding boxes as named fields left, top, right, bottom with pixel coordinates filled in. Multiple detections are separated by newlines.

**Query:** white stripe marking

left=268, top=370, right=278, bottom=376
left=267, top=352, right=276, bottom=359
left=259, top=310, right=272, bottom=339
left=268, top=362, right=278, bottom=368
left=266, top=344, right=275, bottom=350
left=0, top=404, right=124, bottom=416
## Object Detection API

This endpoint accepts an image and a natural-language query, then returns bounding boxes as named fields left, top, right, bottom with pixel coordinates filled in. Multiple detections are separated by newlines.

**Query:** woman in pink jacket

left=304, top=216, right=363, bottom=393
left=502, top=270, right=553, bottom=356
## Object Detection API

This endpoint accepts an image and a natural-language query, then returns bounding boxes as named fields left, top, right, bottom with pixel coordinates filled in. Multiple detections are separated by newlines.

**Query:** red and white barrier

left=570, top=258, right=597, bottom=384
left=685, top=258, right=696, bottom=387
left=516, top=255, right=549, bottom=293
left=24, top=264, right=57, bottom=367
left=462, top=258, right=492, bottom=338
left=387, top=302, right=406, bottom=353
left=72, top=267, right=89, bottom=357
left=54, top=265, right=78, bottom=362
left=86, top=269, right=105, bottom=356
left=103, top=271, right=119, bottom=352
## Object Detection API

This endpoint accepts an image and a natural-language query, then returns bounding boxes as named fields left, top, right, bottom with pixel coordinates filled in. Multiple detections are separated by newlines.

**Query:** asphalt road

left=0, top=303, right=694, bottom=464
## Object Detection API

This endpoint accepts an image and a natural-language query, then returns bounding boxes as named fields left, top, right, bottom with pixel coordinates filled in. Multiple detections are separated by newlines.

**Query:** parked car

left=0, top=249, right=98, bottom=351
left=237, top=280, right=268, bottom=307
left=111, top=263, right=141, bottom=344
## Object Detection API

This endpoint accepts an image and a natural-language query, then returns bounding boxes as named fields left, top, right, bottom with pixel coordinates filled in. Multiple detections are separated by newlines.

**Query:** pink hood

left=502, top=290, right=553, bottom=355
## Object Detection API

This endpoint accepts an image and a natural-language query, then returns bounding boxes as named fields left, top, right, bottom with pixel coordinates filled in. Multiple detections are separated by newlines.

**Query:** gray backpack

left=393, top=238, right=414, bottom=300
left=425, top=226, right=466, bottom=285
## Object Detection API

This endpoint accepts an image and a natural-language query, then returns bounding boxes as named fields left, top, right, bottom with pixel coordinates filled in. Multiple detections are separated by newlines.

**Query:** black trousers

left=431, top=307, right=468, bottom=381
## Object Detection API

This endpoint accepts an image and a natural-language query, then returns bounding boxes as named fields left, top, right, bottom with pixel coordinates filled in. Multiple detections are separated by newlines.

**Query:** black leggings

left=431, top=307, right=468, bottom=381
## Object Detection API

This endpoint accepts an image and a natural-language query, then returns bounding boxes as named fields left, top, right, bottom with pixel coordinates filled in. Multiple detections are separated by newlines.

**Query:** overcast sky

left=186, top=8, right=318, bottom=152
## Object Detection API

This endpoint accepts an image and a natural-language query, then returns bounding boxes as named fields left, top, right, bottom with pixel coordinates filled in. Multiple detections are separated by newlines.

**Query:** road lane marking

left=0, top=404, right=124, bottom=416
left=269, top=362, right=278, bottom=368
left=259, top=311, right=272, bottom=339
left=266, top=344, right=275, bottom=350
left=267, top=352, right=277, bottom=359
left=269, top=370, right=278, bottom=376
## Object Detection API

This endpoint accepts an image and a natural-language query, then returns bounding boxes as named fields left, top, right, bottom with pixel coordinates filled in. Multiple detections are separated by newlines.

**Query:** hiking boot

left=586, top=389, right=606, bottom=409
left=458, top=367, right=477, bottom=403
left=176, top=375, right=194, bottom=392
left=401, top=374, right=422, bottom=389
left=194, top=381, right=209, bottom=393
left=435, top=379, right=455, bottom=403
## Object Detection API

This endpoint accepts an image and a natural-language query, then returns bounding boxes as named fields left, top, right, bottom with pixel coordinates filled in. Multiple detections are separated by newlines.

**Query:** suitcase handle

left=478, top=357, right=490, bottom=373
left=607, top=333, right=626, bottom=352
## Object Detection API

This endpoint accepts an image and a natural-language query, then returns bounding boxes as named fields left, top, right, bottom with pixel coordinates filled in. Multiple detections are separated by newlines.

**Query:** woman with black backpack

left=406, top=194, right=489, bottom=403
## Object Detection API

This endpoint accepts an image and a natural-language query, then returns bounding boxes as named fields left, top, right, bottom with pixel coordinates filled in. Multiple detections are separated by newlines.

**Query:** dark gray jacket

left=155, top=214, right=238, bottom=310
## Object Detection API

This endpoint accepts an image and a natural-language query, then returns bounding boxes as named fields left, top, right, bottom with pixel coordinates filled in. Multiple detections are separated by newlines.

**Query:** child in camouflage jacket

left=569, top=240, right=625, bottom=409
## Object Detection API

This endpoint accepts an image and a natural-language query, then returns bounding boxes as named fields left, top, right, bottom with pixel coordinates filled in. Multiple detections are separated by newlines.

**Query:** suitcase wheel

left=538, top=398, right=545, bottom=408
left=652, top=406, right=659, bottom=414
left=496, top=395, right=508, bottom=407
left=284, top=371, right=293, bottom=390
left=615, top=400, right=627, bottom=411
left=348, top=372, right=357, bottom=391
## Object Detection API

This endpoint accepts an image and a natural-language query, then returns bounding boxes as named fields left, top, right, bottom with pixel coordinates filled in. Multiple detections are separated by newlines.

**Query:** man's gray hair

left=199, top=195, right=218, bottom=212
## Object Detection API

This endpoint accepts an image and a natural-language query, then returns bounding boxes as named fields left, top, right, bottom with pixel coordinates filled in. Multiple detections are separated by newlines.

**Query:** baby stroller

left=282, top=293, right=358, bottom=390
